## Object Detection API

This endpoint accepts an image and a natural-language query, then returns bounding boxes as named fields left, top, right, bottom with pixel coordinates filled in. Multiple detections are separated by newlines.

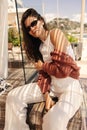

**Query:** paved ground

left=76, top=60, right=87, bottom=129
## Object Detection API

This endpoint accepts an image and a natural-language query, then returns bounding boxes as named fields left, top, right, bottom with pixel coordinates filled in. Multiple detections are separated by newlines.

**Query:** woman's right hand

left=34, top=60, right=43, bottom=70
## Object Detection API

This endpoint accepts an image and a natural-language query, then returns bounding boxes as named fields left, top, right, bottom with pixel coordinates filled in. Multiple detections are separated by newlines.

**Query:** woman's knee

left=43, top=106, right=69, bottom=130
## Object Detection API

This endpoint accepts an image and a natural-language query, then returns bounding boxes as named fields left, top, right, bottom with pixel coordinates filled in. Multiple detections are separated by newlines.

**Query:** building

left=8, top=0, right=27, bottom=28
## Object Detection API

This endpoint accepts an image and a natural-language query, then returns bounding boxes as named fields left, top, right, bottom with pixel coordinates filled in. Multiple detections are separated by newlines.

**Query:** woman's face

left=24, top=16, right=44, bottom=38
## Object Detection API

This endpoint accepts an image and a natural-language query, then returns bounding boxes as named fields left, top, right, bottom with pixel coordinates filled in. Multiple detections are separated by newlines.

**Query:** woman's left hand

left=34, top=60, right=43, bottom=70
left=44, top=92, right=55, bottom=111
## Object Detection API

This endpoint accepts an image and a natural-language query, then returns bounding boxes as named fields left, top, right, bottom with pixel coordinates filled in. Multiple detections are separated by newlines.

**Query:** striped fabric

left=42, top=50, right=80, bottom=79
left=67, top=107, right=82, bottom=130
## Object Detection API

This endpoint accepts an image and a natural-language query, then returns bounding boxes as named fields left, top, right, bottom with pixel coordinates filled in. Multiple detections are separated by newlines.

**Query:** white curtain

left=0, top=0, right=8, bottom=79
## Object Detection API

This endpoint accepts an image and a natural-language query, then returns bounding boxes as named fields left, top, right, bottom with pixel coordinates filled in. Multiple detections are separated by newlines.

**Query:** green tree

left=66, top=34, right=78, bottom=43
left=8, top=27, right=20, bottom=46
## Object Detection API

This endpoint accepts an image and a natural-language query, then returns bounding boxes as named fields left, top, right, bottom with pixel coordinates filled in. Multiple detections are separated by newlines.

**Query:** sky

left=21, top=0, right=87, bottom=23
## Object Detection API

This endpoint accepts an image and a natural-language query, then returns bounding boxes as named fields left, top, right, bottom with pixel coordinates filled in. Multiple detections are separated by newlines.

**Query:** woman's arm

left=50, top=29, right=75, bottom=59
left=50, top=28, right=70, bottom=52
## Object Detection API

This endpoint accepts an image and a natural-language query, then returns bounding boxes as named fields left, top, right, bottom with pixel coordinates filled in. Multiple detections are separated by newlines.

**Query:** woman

left=4, top=8, right=83, bottom=130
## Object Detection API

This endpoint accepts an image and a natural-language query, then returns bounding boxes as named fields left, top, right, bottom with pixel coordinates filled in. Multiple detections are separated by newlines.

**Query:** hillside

left=47, top=18, right=87, bottom=33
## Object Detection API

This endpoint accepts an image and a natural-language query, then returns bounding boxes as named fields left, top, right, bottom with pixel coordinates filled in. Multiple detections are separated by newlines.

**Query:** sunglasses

left=26, top=20, right=38, bottom=32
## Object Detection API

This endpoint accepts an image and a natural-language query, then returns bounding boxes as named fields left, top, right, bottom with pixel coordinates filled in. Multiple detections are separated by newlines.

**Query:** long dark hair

left=21, top=8, right=48, bottom=62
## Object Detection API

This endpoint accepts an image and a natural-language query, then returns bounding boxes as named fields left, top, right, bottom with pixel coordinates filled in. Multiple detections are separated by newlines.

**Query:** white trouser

left=43, top=90, right=83, bottom=130
left=43, top=78, right=83, bottom=130
left=4, top=83, right=44, bottom=130
left=4, top=80, right=83, bottom=130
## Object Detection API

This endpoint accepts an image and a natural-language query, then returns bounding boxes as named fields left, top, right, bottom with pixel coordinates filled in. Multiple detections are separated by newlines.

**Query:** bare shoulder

left=50, top=28, right=70, bottom=51
left=50, top=28, right=60, bottom=38
left=50, top=28, right=63, bottom=47
left=50, top=28, right=63, bottom=35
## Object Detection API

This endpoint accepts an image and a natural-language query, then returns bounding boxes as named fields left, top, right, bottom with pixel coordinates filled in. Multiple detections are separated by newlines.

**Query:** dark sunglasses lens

left=26, top=20, right=38, bottom=32
left=31, top=20, right=37, bottom=27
